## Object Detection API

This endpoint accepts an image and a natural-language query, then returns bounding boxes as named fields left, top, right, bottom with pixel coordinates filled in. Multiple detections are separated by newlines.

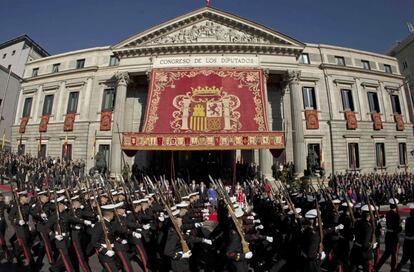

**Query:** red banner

left=64, top=113, right=75, bottom=132
left=39, top=115, right=49, bottom=132
left=122, top=132, right=284, bottom=150
left=344, top=111, right=357, bottom=129
left=394, top=114, right=404, bottom=131
left=142, top=68, right=268, bottom=134
left=305, top=110, right=319, bottom=129
left=100, top=111, right=112, bottom=131
left=371, top=112, right=382, bottom=130
left=19, top=117, right=29, bottom=134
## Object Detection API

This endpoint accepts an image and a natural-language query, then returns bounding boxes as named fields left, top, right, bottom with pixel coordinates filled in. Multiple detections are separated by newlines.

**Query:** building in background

left=12, top=7, right=414, bottom=178
left=0, top=35, right=49, bottom=150
left=388, top=23, right=414, bottom=123
left=0, top=35, right=49, bottom=78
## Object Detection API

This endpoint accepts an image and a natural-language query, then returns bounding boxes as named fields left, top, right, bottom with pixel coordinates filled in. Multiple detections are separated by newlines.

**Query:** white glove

left=253, top=219, right=261, bottom=224
left=133, top=232, right=142, bottom=239
left=143, top=224, right=150, bottom=230
left=379, top=218, right=386, bottom=224
left=255, top=224, right=264, bottom=230
left=247, top=216, right=254, bottom=220
left=75, top=225, right=81, bottom=230
left=41, top=212, right=47, bottom=219
left=55, top=235, right=64, bottom=241
left=195, top=222, right=203, bottom=228
left=121, top=239, right=128, bottom=245
left=251, top=212, right=257, bottom=216
left=18, top=220, right=25, bottom=226
left=105, top=250, right=115, bottom=257
left=320, top=251, right=326, bottom=260
left=373, top=242, right=378, bottom=249
left=335, top=224, right=344, bottom=231
left=91, top=224, right=95, bottom=228
left=182, top=250, right=192, bottom=258
left=80, top=205, right=85, bottom=209
left=202, top=238, right=212, bottom=245
left=158, top=216, right=165, bottom=222
left=84, top=220, right=92, bottom=226
left=245, top=251, right=253, bottom=259
left=266, top=236, right=273, bottom=243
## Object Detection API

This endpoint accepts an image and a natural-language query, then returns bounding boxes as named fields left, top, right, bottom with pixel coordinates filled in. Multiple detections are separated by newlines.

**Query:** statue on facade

left=95, top=150, right=107, bottom=174
left=306, top=149, right=319, bottom=177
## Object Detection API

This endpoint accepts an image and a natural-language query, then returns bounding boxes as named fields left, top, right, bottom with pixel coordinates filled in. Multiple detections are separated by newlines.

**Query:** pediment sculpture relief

left=144, top=21, right=271, bottom=45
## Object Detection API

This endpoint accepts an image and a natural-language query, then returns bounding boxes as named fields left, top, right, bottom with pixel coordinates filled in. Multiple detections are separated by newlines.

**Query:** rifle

left=145, top=176, right=190, bottom=253
left=339, top=185, right=355, bottom=223
left=11, top=187, right=23, bottom=222
left=88, top=176, right=113, bottom=251
left=209, top=175, right=250, bottom=254
left=362, top=187, right=376, bottom=244
left=52, top=189, right=63, bottom=235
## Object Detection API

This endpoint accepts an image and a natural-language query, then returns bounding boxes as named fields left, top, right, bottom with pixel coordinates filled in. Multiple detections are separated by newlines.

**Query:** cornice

left=320, top=64, right=404, bottom=80
left=23, top=66, right=99, bottom=83
left=114, top=44, right=302, bottom=58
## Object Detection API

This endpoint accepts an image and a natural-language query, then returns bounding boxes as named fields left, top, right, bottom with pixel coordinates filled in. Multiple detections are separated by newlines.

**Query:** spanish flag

left=63, top=134, right=68, bottom=158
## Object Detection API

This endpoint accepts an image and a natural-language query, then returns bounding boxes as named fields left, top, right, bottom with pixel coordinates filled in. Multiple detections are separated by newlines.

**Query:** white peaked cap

left=361, top=204, right=376, bottom=212
left=305, top=209, right=317, bottom=219
left=389, top=198, right=399, bottom=205
left=288, top=208, right=302, bottom=215
left=234, top=208, right=244, bottom=218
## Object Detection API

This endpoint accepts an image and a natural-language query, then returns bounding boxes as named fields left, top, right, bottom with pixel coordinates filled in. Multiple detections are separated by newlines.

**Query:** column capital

left=286, top=70, right=301, bottom=84
left=115, top=71, right=130, bottom=86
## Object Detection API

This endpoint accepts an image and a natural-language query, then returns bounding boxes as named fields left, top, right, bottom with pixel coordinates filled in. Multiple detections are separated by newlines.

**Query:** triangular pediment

left=112, top=7, right=305, bottom=56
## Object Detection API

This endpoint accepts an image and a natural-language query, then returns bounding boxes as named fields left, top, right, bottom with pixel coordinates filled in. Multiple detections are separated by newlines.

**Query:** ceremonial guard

left=396, top=203, right=414, bottom=272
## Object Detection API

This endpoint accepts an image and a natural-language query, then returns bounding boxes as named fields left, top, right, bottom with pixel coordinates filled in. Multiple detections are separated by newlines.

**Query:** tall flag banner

left=92, top=130, right=97, bottom=159
left=63, top=134, right=68, bottom=158
left=1, top=129, right=5, bottom=149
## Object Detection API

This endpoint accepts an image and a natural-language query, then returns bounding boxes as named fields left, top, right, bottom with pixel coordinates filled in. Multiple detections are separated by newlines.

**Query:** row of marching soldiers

left=0, top=177, right=413, bottom=272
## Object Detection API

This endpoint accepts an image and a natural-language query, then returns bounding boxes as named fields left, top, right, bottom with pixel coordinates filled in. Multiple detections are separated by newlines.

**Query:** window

left=0, top=99, right=2, bottom=107
left=32, top=68, right=39, bottom=77
left=2, top=53, right=6, bottom=59
left=109, top=55, right=119, bottom=66
left=12, top=50, right=16, bottom=56
left=76, top=59, right=85, bottom=69
left=67, top=92, right=79, bottom=113
left=341, top=89, right=354, bottom=111
left=302, top=87, right=317, bottom=109
left=62, top=144, right=72, bottom=161
left=39, top=144, right=46, bottom=159
left=299, top=53, right=310, bottom=64
left=403, top=61, right=408, bottom=70
left=18, top=144, right=25, bottom=155
left=348, top=143, right=360, bottom=169
left=22, top=97, right=33, bottom=117
left=367, top=92, right=380, bottom=113
left=52, top=63, right=60, bottom=73
left=307, top=144, right=321, bottom=169
left=42, top=95, right=54, bottom=116
left=361, top=60, right=371, bottom=70
left=99, top=144, right=111, bottom=168
left=335, top=56, right=345, bottom=66
left=399, top=143, right=407, bottom=166
left=390, top=95, right=401, bottom=114
left=102, top=88, right=116, bottom=112
left=7, top=65, right=11, bottom=70
left=375, top=143, right=386, bottom=168
left=384, top=64, right=392, bottom=74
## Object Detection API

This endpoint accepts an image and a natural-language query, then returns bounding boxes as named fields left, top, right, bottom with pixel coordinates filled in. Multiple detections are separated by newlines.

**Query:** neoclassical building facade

left=12, top=7, right=414, bottom=178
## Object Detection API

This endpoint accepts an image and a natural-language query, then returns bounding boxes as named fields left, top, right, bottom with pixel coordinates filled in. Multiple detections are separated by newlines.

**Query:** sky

left=1, top=0, right=413, bottom=55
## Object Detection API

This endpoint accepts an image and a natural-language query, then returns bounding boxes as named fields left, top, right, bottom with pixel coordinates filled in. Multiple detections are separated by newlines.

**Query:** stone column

left=259, top=70, right=274, bottom=180
left=111, top=72, right=129, bottom=175
left=282, top=84, right=294, bottom=163
left=287, top=70, right=306, bottom=176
